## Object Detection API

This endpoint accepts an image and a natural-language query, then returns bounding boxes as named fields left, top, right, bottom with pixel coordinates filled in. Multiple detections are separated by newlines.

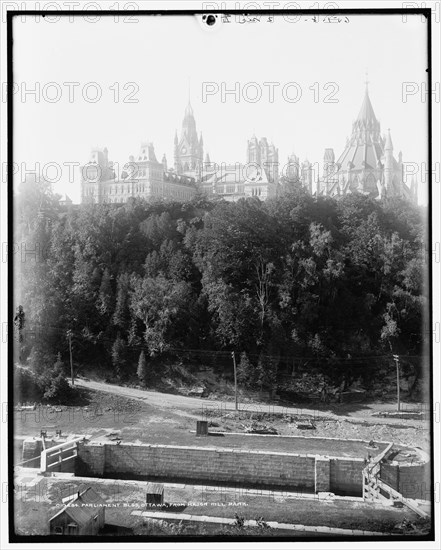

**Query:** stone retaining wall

left=76, top=442, right=364, bottom=496
left=380, top=461, right=431, bottom=500
left=330, top=458, right=365, bottom=496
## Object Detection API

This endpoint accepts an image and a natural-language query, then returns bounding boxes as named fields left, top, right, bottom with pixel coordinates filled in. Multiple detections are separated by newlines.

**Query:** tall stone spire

left=182, top=101, right=197, bottom=141
left=351, top=78, right=381, bottom=145
left=174, top=86, right=203, bottom=174
left=356, top=89, right=377, bottom=125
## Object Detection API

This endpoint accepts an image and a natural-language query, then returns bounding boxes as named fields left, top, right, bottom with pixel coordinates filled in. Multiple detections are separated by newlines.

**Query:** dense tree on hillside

left=137, top=350, right=148, bottom=387
left=14, top=178, right=429, bottom=390
left=112, top=334, right=128, bottom=379
left=237, top=352, right=253, bottom=387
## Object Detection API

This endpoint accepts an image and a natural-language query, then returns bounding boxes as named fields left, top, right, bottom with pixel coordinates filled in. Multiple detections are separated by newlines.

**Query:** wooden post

left=232, top=351, right=238, bottom=411
left=68, top=331, right=74, bottom=386
left=393, top=354, right=400, bottom=412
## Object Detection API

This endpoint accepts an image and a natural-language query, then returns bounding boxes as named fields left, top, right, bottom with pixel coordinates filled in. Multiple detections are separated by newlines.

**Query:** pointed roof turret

left=356, top=86, right=378, bottom=126
left=350, top=82, right=381, bottom=146
left=184, top=100, right=194, bottom=118
left=384, top=129, right=393, bottom=151
left=289, top=149, right=299, bottom=161
left=181, top=100, right=197, bottom=143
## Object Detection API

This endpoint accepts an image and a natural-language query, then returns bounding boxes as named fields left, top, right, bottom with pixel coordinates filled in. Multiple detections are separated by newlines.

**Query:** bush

left=22, top=348, right=75, bottom=404
left=42, top=371, right=72, bottom=403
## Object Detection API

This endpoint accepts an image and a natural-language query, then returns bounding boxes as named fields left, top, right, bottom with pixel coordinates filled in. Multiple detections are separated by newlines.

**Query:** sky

left=11, top=12, right=429, bottom=204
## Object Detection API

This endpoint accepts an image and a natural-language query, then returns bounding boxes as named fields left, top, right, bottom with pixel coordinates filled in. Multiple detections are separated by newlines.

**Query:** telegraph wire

left=18, top=322, right=427, bottom=363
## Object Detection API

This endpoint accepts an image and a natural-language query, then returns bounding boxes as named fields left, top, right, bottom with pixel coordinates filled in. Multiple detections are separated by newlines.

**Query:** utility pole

left=231, top=351, right=238, bottom=411
left=393, top=354, right=400, bottom=412
left=67, top=330, right=74, bottom=386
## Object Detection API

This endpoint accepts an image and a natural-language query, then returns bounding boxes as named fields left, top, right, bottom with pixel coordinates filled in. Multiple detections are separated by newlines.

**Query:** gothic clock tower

left=174, top=101, right=203, bottom=175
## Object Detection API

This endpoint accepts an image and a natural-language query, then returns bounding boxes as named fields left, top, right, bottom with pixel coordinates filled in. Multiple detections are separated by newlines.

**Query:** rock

left=297, top=421, right=316, bottom=430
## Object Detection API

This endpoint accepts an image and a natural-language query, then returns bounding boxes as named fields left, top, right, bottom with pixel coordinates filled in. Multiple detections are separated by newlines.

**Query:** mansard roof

left=136, top=142, right=158, bottom=163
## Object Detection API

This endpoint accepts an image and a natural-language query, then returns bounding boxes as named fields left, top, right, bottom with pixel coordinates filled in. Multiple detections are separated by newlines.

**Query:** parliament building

left=80, top=85, right=417, bottom=205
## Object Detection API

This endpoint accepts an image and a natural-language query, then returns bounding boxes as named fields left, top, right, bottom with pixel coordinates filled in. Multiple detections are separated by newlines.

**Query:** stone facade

left=82, top=87, right=418, bottom=205
left=81, top=103, right=279, bottom=205
left=81, top=143, right=196, bottom=205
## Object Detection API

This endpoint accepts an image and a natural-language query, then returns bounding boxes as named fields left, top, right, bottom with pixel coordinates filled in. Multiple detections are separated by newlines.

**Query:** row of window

left=84, top=186, right=194, bottom=202
left=84, top=184, right=150, bottom=196
left=214, top=184, right=245, bottom=194
left=134, top=169, right=162, bottom=179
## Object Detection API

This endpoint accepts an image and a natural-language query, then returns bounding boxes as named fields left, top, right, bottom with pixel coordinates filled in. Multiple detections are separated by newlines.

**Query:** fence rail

left=362, top=443, right=428, bottom=518
left=40, top=437, right=83, bottom=472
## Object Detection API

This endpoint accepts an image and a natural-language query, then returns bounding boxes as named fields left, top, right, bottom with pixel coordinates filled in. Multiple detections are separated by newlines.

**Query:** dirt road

left=73, top=378, right=426, bottom=427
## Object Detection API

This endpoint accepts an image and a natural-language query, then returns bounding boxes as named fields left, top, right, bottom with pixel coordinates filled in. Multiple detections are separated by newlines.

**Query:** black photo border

left=6, top=6, right=434, bottom=544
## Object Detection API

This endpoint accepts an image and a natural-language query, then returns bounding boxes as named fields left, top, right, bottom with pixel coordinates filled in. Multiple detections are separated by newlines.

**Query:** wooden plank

left=366, top=442, right=393, bottom=474
left=376, top=479, right=429, bottom=518
left=47, top=451, right=77, bottom=468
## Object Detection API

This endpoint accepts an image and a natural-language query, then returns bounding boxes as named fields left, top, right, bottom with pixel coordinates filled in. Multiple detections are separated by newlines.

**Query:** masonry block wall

left=380, top=462, right=431, bottom=500
left=77, top=442, right=366, bottom=496
left=76, top=443, right=105, bottom=476
left=78, top=442, right=316, bottom=491
left=22, top=438, right=43, bottom=468
left=21, top=438, right=59, bottom=469
left=315, top=457, right=330, bottom=492
left=329, top=458, right=365, bottom=496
